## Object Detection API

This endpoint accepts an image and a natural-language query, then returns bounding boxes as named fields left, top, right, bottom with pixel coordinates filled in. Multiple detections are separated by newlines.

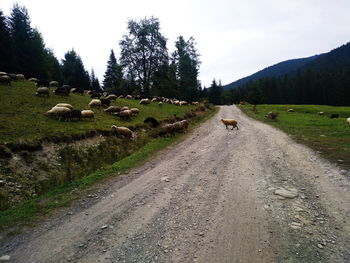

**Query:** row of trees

left=1, top=4, right=205, bottom=101
left=103, top=17, right=202, bottom=101
left=0, top=4, right=100, bottom=91
left=219, top=66, right=350, bottom=106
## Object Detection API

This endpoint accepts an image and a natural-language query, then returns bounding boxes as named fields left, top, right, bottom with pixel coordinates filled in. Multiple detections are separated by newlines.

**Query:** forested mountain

left=226, top=42, right=350, bottom=106
left=222, top=55, right=319, bottom=90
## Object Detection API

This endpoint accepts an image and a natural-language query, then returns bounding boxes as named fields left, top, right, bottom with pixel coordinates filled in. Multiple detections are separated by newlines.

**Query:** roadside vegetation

left=0, top=80, right=217, bottom=232
left=239, top=104, right=350, bottom=169
left=0, top=81, right=199, bottom=143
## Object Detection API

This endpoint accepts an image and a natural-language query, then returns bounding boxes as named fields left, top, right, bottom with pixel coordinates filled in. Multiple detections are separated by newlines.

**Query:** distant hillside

left=222, top=55, right=319, bottom=90
left=299, top=42, right=350, bottom=71
left=223, top=42, right=350, bottom=91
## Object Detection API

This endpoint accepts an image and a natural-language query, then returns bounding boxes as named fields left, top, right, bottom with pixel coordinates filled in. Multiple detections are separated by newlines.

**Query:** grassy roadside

left=0, top=80, right=198, bottom=143
left=0, top=106, right=218, bottom=233
left=239, top=104, right=350, bottom=169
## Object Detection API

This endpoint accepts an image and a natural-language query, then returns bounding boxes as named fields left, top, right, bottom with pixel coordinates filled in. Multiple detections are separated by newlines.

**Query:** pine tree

left=102, top=50, right=123, bottom=94
left=0, top=9, right=13, bottom=72
left=173, top=36, right=201, bottom=101
left=9, top=4, right=48, bottom=78
left=208, top=79, right=222, bottom=105
left=90, top=69, right=101, bottom=91
left=61, top=49, right=90, bottom=89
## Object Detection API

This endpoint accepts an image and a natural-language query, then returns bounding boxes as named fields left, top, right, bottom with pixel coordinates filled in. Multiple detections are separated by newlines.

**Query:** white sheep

left=121, top=106, right=129, bottom=111
left=106, top=94, right=117, bottom=101
left=55, top=103, right=73, bottom=110
left=221, top=119, right=238, bottom=130
left=130, top=108, right=140, bottom=115
left=35, top=87, right=49, bottom=97
left=111, top=125, right=135, bottom=140
left=104, top=106, right=121, bottom=113
left=81, top=110, right=94, bottom=119
left=46, top=106, right=71, bottom=121
left=139, top=98, right=151, bottom=105
left=347, top=117, right=350, bottom=125
left=49, top=81, right=59, bottom=87
left=119, top=110, right=133, bottom=120
left=89, top=99, right=101, bottom=108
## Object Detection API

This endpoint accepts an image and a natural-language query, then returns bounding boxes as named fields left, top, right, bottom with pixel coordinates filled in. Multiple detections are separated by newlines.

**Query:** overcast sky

left=1, top=0, right=350, bottom=87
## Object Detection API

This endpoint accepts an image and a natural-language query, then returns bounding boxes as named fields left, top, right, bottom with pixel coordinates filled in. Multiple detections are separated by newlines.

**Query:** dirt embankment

left=0, top=105, right=349, bottom=262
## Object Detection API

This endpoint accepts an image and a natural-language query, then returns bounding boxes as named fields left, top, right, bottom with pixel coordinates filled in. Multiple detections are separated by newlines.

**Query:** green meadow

left=239, top=104, right=350, bottom=168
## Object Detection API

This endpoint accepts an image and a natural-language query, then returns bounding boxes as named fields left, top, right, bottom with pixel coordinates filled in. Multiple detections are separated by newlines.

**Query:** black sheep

left=144, top=117, right=159, bottom=127
left=100, top=98, right=110, bottom=107
left=54, top=87, right=69, bottom=96
left=36, top=79, right=49, bottom=87
left=68, top=109, right=82, bottom=121
left=330, top=114, right=339, bottom=119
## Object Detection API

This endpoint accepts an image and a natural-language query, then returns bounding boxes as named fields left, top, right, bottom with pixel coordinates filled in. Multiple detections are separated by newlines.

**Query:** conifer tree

left=102, top=50, right=123, bottom=93
left=0, top=9, right=13, bottom=72
left=62, top=49, right=90, bottom=89
left=90, top=69, right=101, bottom=91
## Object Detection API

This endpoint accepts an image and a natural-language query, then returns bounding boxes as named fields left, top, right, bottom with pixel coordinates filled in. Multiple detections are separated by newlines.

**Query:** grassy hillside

left=0, top=81, right=197, bottom=143
left=239, top=104, right=350, bottom=168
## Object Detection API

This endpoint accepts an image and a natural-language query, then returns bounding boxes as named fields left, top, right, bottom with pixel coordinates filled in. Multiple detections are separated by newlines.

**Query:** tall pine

left=61, top=49, right=90, bottom=89
left=102, top=50, right=123, bottom=93
left=0, top=9, right=13, bottom=72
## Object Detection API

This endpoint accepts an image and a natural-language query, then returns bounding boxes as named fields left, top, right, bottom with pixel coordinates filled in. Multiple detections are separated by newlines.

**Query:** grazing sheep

left=100, top=98, right=110, bottom=107
left=116, top=110, right=132, bottom=120
left=16, top=74, right=25, bottom=80
left=36, top=79, right=49, bottom=87
left=71, top=88, right=84, bottom=95
left=49, top=81, right=59, bottom=87
left=130, top=108, right=140, bottom=115
left=144, top=117, right=159, bottom=127
left=347, top=117, right=350, bottom=125
left=90, top=91, right=101, bottom=99
left=287, top=109, right=295, bottom=112
left=173, top=120, right=189, bottom=132
left=121, top=106, right=129, bottom=111
left=0, top=72, right=7, bottom=76
left=68, top=109, right=82, bottom=121
left=158, top=102, right=163, bottom=107
left=54, top=87, right=70, bottom=96
left=179, top=101, right=188, bottom=106
left=221, top=119, right=239, bottom=130
left=265, top=111, right=278, bottom=120
left=191, top=101, right=199, bottom=105
left=35, top=87, right=49, bottom=97
left=89, top=99, right=102, bottom=108
left=55, top=103, right=73, bottom=110
left=111, top=125, right=135, bottom=140
left=125, top=95, right=133, bottom=99
left=159, top=124, right=175, bottom=137
left=330, top=114, right=339, bottom=119
left=106, top=94, right=117, bottom=101
left=8, top=73, right=17, bottom=80
left=46, top=106, right=71, bottom=121
left=104, top=106, right=121, bottom=113
left=318, top=112, right=325, bottom=116
left=0, top=75, right=11, bottom=85
left=28, top=77, right=38, bottom=82
left=118, top=95, right=124, bottom=98
left=81, top=110, right=94, bottom=119
left=139, top=98, right=151, bottom=105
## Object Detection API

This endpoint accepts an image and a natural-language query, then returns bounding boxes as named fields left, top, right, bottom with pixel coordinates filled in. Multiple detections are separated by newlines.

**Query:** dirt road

left=1, top=105, right=349, bottom=263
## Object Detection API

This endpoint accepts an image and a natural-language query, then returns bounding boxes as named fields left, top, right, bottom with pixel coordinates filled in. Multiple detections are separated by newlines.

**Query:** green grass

left=239, top=104, right=350, bottom=168
left=0, top=97, right=217, bottom=232
left=0, top=80, right=198, bottom=143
